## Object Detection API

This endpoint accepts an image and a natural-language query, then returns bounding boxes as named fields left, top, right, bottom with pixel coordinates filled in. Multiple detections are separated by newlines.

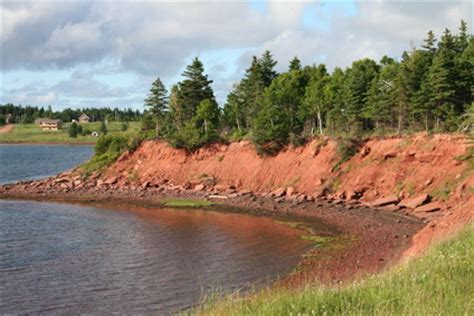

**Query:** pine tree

left=259, top=50, right=278, bottom=87
left=68, top=122, right=78, bottom=138
left=288, top=56, right=302, bottom=72
left=427, top=28, right=458, bottom=131
left=195, top=98, right=220, bottom=140
left=177, top=57, right=215, bottom=124
left=144, top=77, right=168, bottom=136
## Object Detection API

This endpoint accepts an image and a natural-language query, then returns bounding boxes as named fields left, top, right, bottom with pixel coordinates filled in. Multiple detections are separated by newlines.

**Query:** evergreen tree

left=144, top=77, right=168, bottom=136
left=99, top=120, right=108, bottom=135
left=344, top=58, right=380, bottom=132
left=176, top=58, right=215, bottom=125
left=288, top=56, right=302, bottom=72
left=366, top=57, right=400, bottom=131
left=427, top=28, right=458, bottom=130
left=324, top=67, right=347, bottom=133
left=68, top=122, right=78, bottom=138
left=195, top=98, right=220, bottom=141
left=259, top=50, right=278, bottom=87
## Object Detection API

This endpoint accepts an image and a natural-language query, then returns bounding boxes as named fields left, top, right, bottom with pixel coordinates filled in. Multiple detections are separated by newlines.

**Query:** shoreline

left=0, top=140, right=96, bottom=145
left=0, top=177, right=424, bottom=286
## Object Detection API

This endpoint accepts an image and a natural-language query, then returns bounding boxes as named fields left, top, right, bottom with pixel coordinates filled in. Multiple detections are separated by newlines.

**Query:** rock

left=286, top=186, right=295, bottom=197
left=105, top=177, right=118, bottom=185
left=424, top=178, right=434, bottom=187
left=208, top=194, right=228, bottom=200
left=296, top=194, right=307, bottom=203
left=383, top=151, right=397, bottom=159
left=227, top=193, right=239, bottom=199
left=315, top=178, right=324, bottom=186
left=271, top=188, right=286, bottom=198
left=345, top=190, right=359, bottom=201
left=371, top=194, right=399, bottom=207
left=275, top=197, right=285, bottom=203
left=382, top=205, right=401, bottom=212
left=414, top=201, right=442, bottom=213
left=73, top=180, right=82, bottom=187
left=142, top=181, right=150, bottom=189
left=96, top=179, right=104, bottom=187
left=399, top=193, right=430, bottom=209
left=214, top=184, right=229, bottom=192
left=193, top=184, right=205, bottom=192
left=239, top=190, right=252, bottom=196
left=359, top=146, right=371, bottom=158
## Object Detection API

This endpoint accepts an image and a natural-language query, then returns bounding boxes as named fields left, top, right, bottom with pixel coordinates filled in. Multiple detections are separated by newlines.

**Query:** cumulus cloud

left=1, top=0, right=472, bottom=108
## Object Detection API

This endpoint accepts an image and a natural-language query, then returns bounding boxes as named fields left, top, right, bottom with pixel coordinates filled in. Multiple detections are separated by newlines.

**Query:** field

left=197, top=225, right=474, bottom=315
left=0, top=122, right=141, bottom=144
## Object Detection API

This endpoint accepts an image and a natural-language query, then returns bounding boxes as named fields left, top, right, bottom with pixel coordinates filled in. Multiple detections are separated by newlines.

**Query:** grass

left=0, top=122, right=141, bottom=144
left=160, top=198, right=216, bottom=208
left=194, top=224, right=474, bottom=315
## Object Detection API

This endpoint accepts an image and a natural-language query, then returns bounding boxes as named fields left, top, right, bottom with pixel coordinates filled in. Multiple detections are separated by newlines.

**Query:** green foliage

left=121, top=122, right=128, bottom=132
left=334, top=137, right=363, bottom=169
left=196, top=225, right=474, bottom=315
left=99, top=121, right=108, bottom=135
left=161, top=198, right=216, bottom=208
left=68, top=122, right=78, bottom=138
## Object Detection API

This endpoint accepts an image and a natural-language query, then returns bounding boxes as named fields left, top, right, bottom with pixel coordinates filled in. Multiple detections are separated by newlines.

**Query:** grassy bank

left=196, top=225, right=473, bottom=315
left=0, top=122, right=141, bottom=144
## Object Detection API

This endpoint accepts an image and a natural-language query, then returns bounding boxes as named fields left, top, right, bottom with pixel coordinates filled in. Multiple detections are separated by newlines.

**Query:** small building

left=79, top=113, right=90, bottom=123
left=35, top=118, right=62, bottom=131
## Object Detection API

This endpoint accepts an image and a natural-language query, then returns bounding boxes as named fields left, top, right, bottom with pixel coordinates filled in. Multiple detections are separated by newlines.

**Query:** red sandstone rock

left=399, top=193, right=430, bottom=209
left=193, top=184, right=205, bottom=192
left=371, top=195, right=399, bottom=207
left=286, top=186, right=295, bottom=197
left=272, top=188, right=286, bottom=197
left=414, top=201, right=442, bottom=213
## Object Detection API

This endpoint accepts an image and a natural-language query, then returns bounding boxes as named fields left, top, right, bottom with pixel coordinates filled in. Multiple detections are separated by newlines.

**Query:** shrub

left=334, top=136, right=364, bottom=170
left=68, top=122, right=78, bottom=138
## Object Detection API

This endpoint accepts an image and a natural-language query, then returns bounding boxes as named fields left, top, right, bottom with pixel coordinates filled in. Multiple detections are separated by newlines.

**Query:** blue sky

left=1, top=1, right=472, bottom=110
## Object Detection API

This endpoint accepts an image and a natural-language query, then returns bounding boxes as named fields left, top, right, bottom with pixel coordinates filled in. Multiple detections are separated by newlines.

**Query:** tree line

left=144, top=21, right=473, bottom=153
left=0, top=104, right=142, bottom=125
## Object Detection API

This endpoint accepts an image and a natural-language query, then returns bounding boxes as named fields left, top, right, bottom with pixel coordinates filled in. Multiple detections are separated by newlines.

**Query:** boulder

left=271, top=188, right=286, bottom=198
left=383, top=151, right=397, bottom=160
left=414, top=201, right=442, bottom=213
left=105, top=177, right=118, bottom=185
left=399, top=193, right=430, bottom=209
left=371, top=194, right=399, bottom=207
left=286, top=186, right=296, bottom=197
left=193, top=184, right=205, bottom=192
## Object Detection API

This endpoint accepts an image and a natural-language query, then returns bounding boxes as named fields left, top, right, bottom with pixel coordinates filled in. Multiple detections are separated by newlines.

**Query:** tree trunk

left=317, top=110, right=323, bottom=135
left=156, top=120, right=160, bottom=138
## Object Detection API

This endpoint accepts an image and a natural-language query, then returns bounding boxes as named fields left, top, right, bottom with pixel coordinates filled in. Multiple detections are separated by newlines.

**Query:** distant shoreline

left=0, top=140, right=95, bottom=145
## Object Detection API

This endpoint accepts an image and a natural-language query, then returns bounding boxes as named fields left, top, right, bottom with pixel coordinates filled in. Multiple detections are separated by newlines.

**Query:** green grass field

left=0, top=122, right=141, bottom=144
left=196, top=225, right=474, bottom=315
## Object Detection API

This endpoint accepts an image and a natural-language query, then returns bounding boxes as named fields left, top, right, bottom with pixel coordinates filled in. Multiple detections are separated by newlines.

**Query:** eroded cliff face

left=105, top=133, right=473, bottom=256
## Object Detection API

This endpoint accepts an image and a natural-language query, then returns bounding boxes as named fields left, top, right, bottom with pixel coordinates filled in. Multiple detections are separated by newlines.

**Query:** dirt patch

left=0, top=124, right=15, bottom=134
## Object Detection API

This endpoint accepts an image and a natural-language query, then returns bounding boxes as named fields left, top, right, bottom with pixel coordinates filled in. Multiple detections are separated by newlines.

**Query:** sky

left=1, top=0, right=472, bottom=110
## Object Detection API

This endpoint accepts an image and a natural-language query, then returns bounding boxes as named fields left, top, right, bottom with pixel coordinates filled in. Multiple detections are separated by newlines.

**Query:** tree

left=259, top=50, right=278, bottom=87
left=68, top=122, right=78, bottom=138
left=366, top=57, right=400, bottom=131
left=427, top=28, right=458, bottom=130
left=301, top=65, right=329, bottom=135
left=288, top=56, right=302, bottom=72
left=195, top=98, right=220, bottom=141
left=344, top=58, right=379, bottom=132
left=144, top=77, right=168, bottom=136
left=99, top=120, right=108, bottom=135
left=176, top=58, right=215, bottom=125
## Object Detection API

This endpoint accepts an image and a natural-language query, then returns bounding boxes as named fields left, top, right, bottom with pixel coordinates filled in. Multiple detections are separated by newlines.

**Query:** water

left=0, top=144, right=93, bottom=185
left=0, top=200, right=310, bottom=314
left=0, top=144, right=312, bottom=314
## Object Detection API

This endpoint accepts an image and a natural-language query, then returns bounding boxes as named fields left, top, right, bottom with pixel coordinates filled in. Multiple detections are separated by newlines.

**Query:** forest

left=0, top=104, right=142, bottom=125
left=143, top=21, right=473, bottom=153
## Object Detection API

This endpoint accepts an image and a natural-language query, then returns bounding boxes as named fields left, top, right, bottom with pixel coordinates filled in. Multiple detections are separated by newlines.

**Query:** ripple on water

left=0, top=200, right=312, bottom=314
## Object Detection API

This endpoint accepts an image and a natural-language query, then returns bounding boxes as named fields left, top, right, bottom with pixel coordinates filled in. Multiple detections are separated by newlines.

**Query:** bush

left=68, top=122, right=78, bottom=138
left=121, top=122, right=129, bottom=131
left=99, top=121, right=108, bottom=135
left=334, top=136, right=364, bottom=170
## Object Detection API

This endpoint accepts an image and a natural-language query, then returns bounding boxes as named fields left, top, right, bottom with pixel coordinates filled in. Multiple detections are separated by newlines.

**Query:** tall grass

left=195, top=225, right=474, bottom=315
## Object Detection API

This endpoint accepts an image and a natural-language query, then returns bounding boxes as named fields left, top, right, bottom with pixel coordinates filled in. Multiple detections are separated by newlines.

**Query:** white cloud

left=1, top=0, right=472, bottom=108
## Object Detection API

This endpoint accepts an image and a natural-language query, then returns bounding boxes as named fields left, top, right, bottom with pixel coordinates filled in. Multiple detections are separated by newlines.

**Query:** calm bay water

left=0, top=145, right=311, bottom=314
left=0, top=144, right=93, bottom=185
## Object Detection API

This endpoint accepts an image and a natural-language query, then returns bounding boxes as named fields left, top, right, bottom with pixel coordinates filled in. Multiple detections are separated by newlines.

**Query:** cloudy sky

left=1, top=1, right=472, bottom=110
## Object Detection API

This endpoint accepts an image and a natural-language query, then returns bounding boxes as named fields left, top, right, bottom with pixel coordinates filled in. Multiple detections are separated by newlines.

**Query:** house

left=79, top=113, right=90, bottom=123
left=35, top=118, right=62, bottom=131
